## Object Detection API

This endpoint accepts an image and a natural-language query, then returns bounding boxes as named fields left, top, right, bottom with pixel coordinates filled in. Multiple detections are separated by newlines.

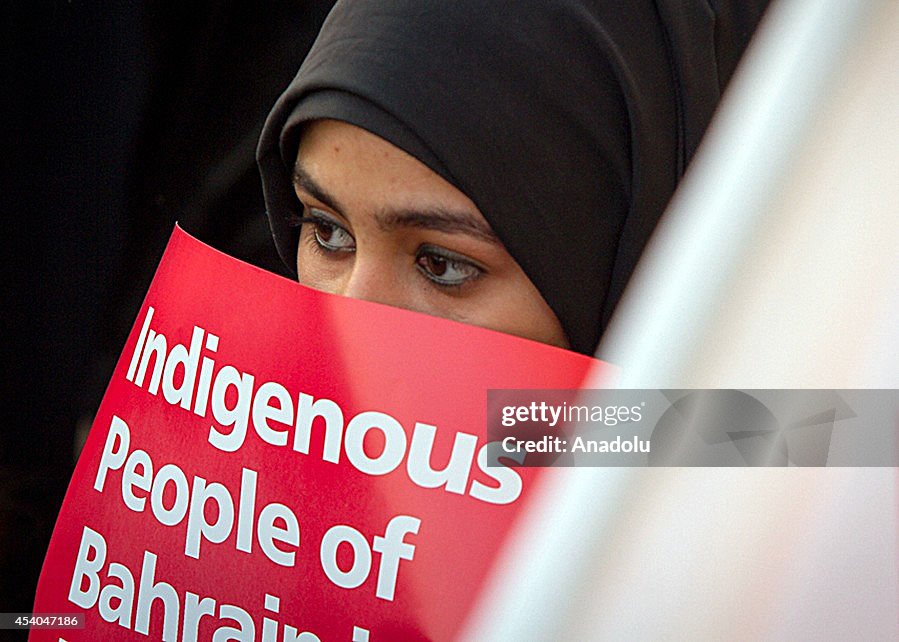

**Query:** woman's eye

left=310, top=213, right=355, bottom=252
left=415, top=248, right=482, bottom=287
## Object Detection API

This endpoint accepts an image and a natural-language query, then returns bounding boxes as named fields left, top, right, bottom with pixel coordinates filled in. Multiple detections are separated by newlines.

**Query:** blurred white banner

left=462, top=0, right=899, bottom=638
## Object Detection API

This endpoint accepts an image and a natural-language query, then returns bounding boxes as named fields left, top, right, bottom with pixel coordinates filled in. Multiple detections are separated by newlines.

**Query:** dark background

left=2, top=1, right=333, bottom=633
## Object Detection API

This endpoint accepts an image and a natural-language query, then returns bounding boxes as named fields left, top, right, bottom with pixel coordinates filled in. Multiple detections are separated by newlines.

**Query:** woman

left=257, top=0, right=770, bottom=355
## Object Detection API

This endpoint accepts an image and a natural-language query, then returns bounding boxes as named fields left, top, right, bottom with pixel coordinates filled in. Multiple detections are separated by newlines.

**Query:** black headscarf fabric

left=257, top=0, right=769, bottom=355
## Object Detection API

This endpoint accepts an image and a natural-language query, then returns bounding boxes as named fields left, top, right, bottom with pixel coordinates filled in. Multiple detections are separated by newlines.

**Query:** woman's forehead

left=294, top=120, right=490, bottom=232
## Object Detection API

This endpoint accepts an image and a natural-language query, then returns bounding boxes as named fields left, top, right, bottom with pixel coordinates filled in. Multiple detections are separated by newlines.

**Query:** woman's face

left=292, top=119, right=569, bottom=349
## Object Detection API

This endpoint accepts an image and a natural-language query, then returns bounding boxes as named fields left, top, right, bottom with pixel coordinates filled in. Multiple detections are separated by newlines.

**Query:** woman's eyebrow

left=294, top=160, right=499, bottom=243
left=377, top=209, right=501, bottom=244
left=292, top=164, right=345, bottom=213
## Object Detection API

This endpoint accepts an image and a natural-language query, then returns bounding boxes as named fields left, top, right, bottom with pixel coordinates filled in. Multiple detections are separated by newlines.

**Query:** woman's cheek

left=296, top=239, right=345, bottom=294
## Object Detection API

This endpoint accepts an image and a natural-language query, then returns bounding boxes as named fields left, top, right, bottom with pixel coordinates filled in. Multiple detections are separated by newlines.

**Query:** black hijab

left=257, top=0, right=769, bottom=355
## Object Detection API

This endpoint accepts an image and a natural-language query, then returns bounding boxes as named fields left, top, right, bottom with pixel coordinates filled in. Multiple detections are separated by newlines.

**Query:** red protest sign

left=32, top=226, right=604, bottom=641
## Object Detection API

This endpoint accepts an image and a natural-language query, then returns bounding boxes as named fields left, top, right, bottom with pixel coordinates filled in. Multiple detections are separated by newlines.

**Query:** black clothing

left=258, top=0, right=770, bottom=354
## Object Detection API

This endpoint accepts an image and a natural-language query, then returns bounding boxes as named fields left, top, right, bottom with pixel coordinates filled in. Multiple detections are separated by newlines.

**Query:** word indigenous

left=125, top=307, right=523, bottom=506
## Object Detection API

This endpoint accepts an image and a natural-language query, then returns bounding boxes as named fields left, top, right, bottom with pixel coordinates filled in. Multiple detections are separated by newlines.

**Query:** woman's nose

left=338, top=255, right=408, bottom=310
